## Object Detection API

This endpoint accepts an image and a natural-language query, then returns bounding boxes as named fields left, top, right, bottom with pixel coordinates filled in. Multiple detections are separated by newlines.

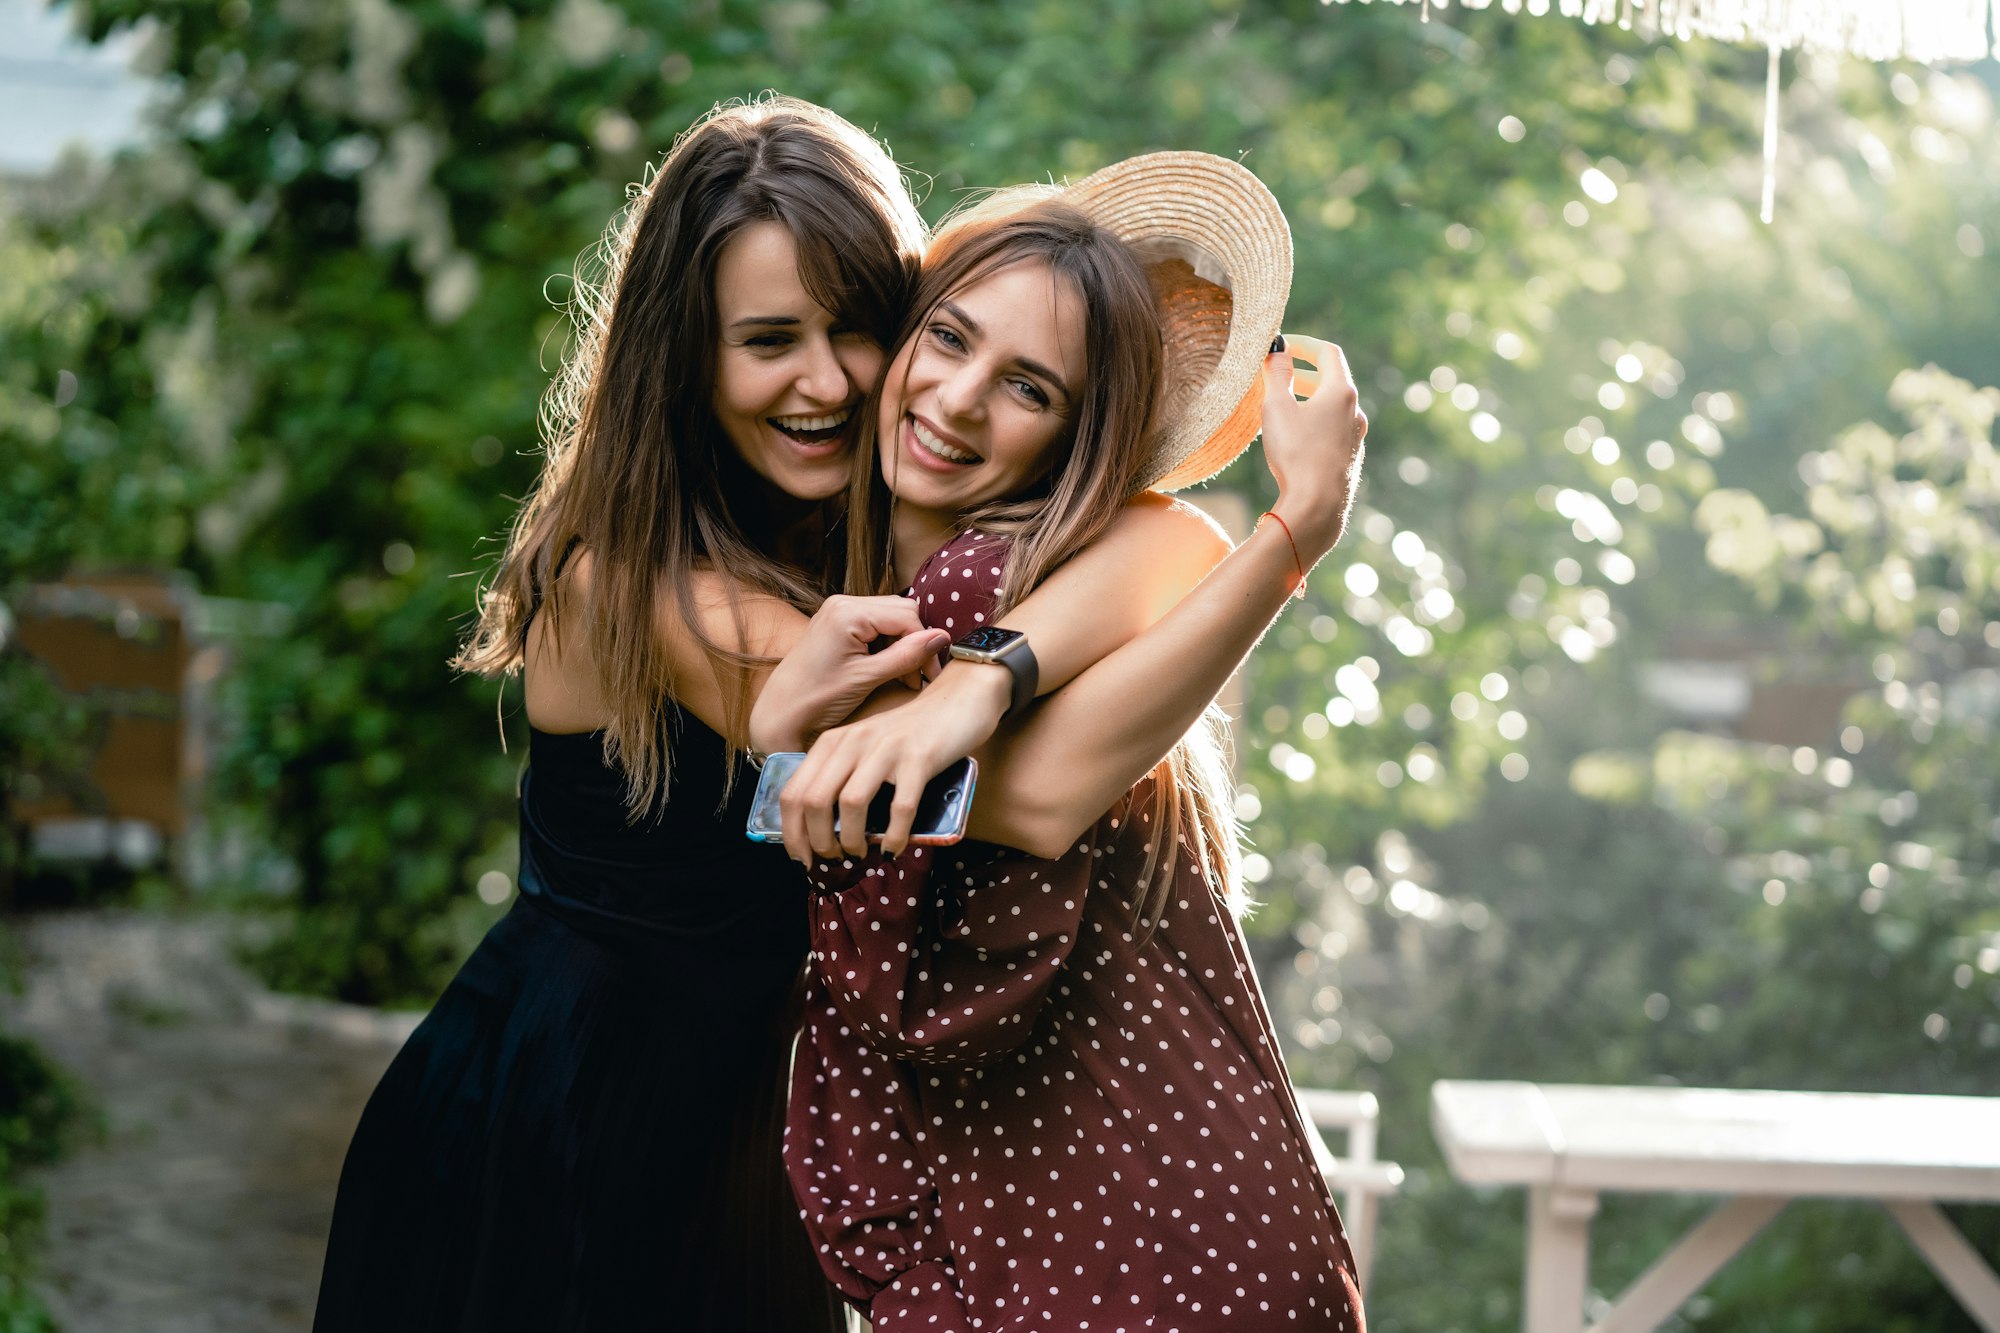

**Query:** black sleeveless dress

left=313, top=715, right=844, bottom=1332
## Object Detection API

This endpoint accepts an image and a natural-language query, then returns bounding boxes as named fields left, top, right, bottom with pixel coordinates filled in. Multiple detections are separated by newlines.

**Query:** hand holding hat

left=1261, top=332, right=1369, bottom=562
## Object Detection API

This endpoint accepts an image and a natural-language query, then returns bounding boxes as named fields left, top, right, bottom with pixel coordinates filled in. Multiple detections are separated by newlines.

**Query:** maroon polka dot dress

left=785, top=531, right=1366, bottom=1333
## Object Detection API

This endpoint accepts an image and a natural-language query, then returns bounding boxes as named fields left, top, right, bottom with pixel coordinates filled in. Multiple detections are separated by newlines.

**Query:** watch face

left=956, top=626, right=1022, bottom=653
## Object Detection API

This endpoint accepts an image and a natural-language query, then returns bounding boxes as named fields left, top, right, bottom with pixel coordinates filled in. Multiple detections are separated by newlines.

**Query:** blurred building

left=8, top=574, right=287, bottom=887
left=1641, top=628, right=1864, bottom=748
left=11, top=575, right=206, bottom=874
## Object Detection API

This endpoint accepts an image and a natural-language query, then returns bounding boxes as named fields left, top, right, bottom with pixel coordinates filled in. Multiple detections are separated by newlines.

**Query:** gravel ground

left=4, top=913, right=421, bottom=1333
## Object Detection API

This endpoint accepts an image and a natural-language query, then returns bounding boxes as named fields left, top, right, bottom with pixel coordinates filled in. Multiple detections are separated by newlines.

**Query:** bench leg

left=1347, top=1114, right=1379, bottom=1292
left=1885, top=1200, right=2000, bottom=1333
left=1589, top=1195, right=1787, bottom=1333
left=1525, top=1185, right=1598, bottom=1333
left=1347, top=1185, right=1379, bottom=1293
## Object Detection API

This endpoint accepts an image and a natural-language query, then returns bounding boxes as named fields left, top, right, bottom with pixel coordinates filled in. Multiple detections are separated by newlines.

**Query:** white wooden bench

left=1430, top=1079, right=2000, bottom=1333
left=1295, top=1086, right=1406, bottom=1290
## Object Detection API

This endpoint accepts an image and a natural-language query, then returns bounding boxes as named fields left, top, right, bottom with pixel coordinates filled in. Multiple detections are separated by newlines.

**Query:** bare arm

left=769, top=496, right=1230, bottom=862
left=524, top=551, right=943, bottom=745
left=975, top=518, right=1309, bottom=852
left=777, top=336, right=1368, bottom=861
left=981, top=337, right=1366, bottom=852
left=971, top=492, right=1230, bottom=696
left=749, top=492, right=1224, bottom=753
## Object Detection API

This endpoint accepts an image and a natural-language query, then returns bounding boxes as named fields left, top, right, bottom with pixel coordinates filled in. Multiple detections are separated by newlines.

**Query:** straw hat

left=1062, top=151, right=1293, bottom=492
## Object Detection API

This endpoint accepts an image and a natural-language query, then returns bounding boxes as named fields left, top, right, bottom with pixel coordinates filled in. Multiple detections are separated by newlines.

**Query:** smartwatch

left=950, top=627, right=1039, bottom=719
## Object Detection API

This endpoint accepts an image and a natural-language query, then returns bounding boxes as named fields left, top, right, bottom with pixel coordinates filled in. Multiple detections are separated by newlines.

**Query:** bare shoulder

left=523, top=547, right=607, bottom=733
left=1023, top=493, right=1231, bottom=628
left=655, top=567, right=803, bottom=659
left=524, top=550, right=811, bottom=738
left=1103, top=492, right=1233, bottom=562
left=660, top=566, right=738, bottom=642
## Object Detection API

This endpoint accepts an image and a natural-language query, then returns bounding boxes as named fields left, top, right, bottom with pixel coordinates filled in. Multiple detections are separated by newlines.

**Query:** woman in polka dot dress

left=775, top=189, right=1370, bottom=1331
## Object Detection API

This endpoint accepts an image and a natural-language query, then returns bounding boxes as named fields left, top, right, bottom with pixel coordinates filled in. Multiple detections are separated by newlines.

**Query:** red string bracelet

left=1258, top=510, right=1308, bottom=599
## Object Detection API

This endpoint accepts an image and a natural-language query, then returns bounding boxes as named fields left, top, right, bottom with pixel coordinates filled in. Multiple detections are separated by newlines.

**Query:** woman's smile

left=770, top=405, right=856, bottom=449
left=903, top=411, right=982, bottom=470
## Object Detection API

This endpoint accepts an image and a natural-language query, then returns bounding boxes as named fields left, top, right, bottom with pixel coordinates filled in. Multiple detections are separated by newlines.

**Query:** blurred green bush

left=0, top=943, right=85, bottom=1333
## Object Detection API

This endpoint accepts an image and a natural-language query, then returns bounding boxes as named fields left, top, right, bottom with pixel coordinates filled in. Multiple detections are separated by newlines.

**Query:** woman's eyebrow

left=729, top=315, right=801, bottom=329
left=940, top=300, right=1071, bottom=401
left=939, top=300, right=983, bottom=338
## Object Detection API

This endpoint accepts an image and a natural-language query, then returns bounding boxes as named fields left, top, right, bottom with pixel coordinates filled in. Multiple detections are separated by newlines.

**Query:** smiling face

left=877, top=259, right=1087, bottom=534
left=712, top=221, right=887, bottom=501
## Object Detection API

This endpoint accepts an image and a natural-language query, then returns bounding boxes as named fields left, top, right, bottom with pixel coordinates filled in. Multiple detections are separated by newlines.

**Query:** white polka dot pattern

left=783, top=531, right=1366, bottom=1333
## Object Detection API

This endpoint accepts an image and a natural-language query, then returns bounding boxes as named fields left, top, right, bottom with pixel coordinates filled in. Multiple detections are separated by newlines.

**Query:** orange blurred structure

left=10, top=573, right=216, bottom=865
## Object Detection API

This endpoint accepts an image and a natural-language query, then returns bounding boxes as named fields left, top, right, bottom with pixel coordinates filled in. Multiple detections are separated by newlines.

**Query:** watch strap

left=997, top=638, right=1038, bottom=718
left=952, top=633, right=1038, bottom=718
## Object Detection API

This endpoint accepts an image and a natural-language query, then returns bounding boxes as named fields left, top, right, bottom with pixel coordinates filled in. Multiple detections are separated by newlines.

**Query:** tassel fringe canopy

left=1326, top=0, right=1999, bottom=63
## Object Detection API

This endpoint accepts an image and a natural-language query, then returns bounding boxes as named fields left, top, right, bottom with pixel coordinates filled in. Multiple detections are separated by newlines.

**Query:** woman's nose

left=933, top=362, right=986, bottom=423
left=796, top=336, right=851, bottom=404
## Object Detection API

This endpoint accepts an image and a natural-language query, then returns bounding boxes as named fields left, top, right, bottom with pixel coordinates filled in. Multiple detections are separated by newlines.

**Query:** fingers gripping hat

left=1062, top=152, right=1293, bottom=492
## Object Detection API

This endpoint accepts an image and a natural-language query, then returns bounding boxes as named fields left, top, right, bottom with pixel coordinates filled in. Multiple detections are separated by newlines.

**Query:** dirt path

left=4, top=912, right=421, bottom=1333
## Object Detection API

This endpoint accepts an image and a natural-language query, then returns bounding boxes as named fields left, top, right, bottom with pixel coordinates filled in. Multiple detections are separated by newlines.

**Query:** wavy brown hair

left=845, top=195, right=1243, bottom=933
left=456, top=97, right=925, bottom=816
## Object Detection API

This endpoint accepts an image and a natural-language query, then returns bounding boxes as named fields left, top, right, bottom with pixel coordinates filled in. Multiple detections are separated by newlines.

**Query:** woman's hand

left=748, top=595, right=951, bottom=756
left=777, top=662, right=1013, bottom=864
left=1260, top=333, right=1369, bottom=561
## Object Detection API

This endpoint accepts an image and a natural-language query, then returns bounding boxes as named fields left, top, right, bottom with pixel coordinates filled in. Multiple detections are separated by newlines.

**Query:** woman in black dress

left=312, top=97, right=932, bottom=1333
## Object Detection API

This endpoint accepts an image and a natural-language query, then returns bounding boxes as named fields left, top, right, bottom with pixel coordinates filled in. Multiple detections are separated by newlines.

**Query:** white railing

left=1295, top=1085, right=1406, bottom=1290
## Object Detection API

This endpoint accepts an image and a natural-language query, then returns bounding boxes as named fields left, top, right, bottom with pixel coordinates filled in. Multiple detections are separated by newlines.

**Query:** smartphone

left=745, top=753, right=978, bottom=847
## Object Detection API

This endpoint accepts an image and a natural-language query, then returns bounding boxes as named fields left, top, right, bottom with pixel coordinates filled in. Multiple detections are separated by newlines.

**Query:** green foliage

left=0, top=486, right=94, bottom=1328
left=0, top=656, right=91, bottom=896
left=0, top=167, right=163, bottom=901
left=0, top=943, right=86, bottom=1333
left=6, top=0, right=1999, bottom=1326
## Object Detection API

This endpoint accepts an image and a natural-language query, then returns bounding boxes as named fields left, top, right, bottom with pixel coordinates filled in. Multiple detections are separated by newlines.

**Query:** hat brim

left=1063, top=152, right=1293, bottom=492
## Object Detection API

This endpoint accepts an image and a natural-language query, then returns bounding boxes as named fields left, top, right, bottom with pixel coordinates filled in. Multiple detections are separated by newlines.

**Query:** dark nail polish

left=1270, top=334, right=1287, bottom=355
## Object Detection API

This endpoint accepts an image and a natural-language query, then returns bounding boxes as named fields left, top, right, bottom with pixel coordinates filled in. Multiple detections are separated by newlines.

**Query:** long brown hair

left=845, top=196, right=1243, bottom=932
left=456, top=97, right=925, bottom=816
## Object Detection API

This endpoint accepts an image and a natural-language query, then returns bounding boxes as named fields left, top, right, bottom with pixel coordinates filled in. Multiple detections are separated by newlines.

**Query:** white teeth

left=913, top=419, right=977, bottom=463
left=771, top=408, right=852, bottom=432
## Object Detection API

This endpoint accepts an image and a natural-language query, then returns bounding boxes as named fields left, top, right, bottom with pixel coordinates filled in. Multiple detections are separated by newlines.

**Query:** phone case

left=745, top=754, right=977, bottom=847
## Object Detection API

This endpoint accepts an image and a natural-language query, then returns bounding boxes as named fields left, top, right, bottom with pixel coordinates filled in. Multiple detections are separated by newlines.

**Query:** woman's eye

left=745, top=333, right=792, bottom=349
left=928, top=324, right=966, bottom=353
left=1010, top=379, right=1051, bottom=408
